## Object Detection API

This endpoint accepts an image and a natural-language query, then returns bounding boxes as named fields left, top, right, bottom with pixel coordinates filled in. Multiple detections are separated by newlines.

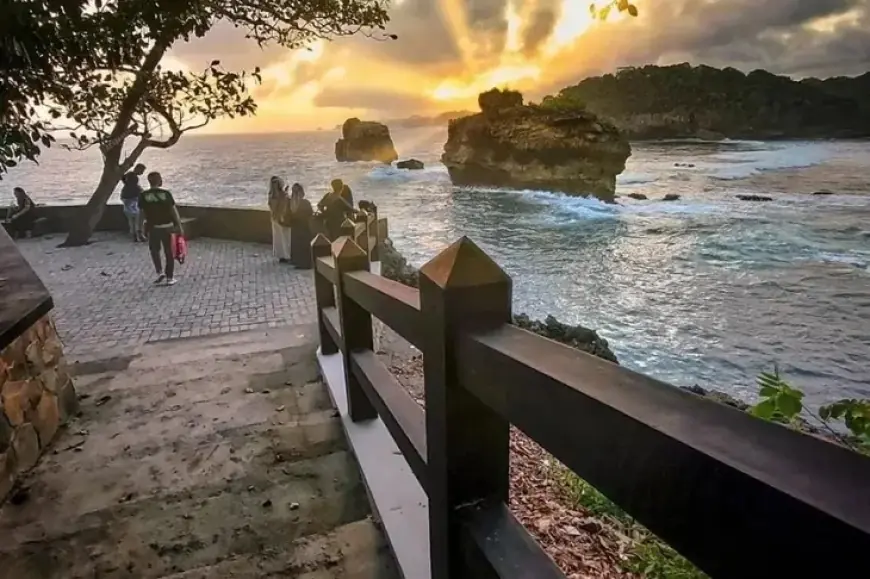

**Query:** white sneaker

left=166, top=278, right=177, bottom=286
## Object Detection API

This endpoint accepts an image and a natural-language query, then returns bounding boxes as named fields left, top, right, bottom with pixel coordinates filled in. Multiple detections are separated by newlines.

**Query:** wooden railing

left=311, top=233, right=870, bottom=579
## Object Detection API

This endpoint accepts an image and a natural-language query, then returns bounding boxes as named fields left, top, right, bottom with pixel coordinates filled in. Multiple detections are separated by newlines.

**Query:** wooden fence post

left=332, top=237, right=378, bottom=422
left=341, top=218, right=356, bottom=239
left=311, top=234, right=338, bottom=355
left=356, top=216, right=370, bottom=256
left=419, top=236, right=513, bottom=579
left=369, top=207, right=379, bottom=261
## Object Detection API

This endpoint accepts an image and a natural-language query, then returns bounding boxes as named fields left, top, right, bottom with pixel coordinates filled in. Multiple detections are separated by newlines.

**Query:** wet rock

left=737, top=194, right=773, bottom=202
left=681, top=384, right=749, bottom=411
left=396, top=159, right=424, bottom=170
left=379, top=238, right=419, bottom=288
left=662, top=193, right=681, bottom=201
left=513, top=314, right=619, bottom=364
left=626, top=192, right=648, bottom=200
left=335, top=118, right=398, bottom=164
left=379, top=238, right=619, bottom=364
left=441, top=88, right=631, bottom=202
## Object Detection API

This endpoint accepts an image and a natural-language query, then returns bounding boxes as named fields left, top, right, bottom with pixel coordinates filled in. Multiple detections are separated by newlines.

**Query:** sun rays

left=197, top=0, right=641, bottom=132
left=426, top=0, right=636, bottom=105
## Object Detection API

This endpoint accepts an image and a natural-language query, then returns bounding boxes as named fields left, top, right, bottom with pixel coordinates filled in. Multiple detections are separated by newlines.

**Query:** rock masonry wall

left=0, top=315, right=78, bottom=503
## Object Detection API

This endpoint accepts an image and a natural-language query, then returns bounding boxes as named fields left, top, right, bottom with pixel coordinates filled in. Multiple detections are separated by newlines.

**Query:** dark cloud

left=522, top=2, right=558, bottom=57
left=326, top=0, right=461, bottom=69
left=170, top=20, right=287, bottom=71
left=174, top=0, right=870, bottom=117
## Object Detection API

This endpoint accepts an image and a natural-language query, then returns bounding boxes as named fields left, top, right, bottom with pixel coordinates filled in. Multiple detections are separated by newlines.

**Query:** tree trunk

left=61, top=161, right=123, bottom=246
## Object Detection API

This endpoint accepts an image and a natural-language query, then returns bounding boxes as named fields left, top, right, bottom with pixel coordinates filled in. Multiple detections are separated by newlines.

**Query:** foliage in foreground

left=554, top=367, right=870, bottom=577
left=555, top=468, right=708, bottom=579
left=750, top=367, right=870, bottom=453
left=1, top=0, right=91, bottom=176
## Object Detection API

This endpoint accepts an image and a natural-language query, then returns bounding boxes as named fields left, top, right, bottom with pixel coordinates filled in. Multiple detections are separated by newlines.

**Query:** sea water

left=7, top=129, right=870, bottom=405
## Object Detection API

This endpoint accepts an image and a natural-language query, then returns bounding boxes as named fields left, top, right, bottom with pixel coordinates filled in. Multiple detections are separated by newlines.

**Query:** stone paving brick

left=16, top=232, right=317, bottom=358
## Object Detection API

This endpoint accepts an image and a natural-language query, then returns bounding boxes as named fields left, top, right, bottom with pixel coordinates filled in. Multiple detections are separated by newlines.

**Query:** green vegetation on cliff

left=542, top=63, right=870, bottom=139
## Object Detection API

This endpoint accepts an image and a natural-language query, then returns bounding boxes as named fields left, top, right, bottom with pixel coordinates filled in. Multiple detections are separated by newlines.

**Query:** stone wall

left=0, top=315, right=78, bottom=503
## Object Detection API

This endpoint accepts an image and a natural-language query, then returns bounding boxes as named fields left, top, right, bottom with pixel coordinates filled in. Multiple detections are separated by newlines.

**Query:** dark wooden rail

left=311, top=233, right=870, bottom=579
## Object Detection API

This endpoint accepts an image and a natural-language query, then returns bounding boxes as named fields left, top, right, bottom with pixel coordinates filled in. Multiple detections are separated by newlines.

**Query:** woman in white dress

left=268, top=176, right=292, bottom=262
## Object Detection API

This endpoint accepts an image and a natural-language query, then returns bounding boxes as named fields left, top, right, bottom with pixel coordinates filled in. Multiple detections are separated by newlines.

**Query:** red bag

left=171, top=234, right=188, bottom=264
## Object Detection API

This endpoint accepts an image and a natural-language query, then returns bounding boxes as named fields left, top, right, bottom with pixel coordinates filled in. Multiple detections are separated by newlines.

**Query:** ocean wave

left=817, top=252, right=869, bottom=269
left=515, top=188, right=725, bottom=221
left=703, top=143, right=829, bottom=180
left=617, top=172, right=658, bottom=186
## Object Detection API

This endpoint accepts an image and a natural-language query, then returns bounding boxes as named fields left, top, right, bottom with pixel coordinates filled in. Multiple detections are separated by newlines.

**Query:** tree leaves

left=590, top=0, right=640, bottom=20
left=750, top=368, right=804, bottom=421
left=2, top=0, right=393, bottom=178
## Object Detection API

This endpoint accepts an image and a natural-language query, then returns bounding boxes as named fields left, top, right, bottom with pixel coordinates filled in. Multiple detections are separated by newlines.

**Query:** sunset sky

left=168, top=0, right=870, bottom=133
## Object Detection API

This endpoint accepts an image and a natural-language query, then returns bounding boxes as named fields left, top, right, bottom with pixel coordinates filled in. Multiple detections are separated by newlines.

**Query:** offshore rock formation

left=441, top=89, right=631, bottom=202
left=378, top=237, right=619, bottom=363
left=335, top=118, right=398, bottom=163
left=396, top=159, right=424, bottom=170
left=546, top=64, right=870, bottom=140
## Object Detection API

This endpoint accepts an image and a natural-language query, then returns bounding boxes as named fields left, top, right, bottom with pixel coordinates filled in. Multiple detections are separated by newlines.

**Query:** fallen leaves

left=378, top=325, right=637, bottom=579
left=509, top=431, right=636, bottom=579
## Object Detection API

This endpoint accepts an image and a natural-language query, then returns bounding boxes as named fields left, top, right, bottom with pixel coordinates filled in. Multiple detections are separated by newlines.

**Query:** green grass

left=555, top=467, right=709, bottom=579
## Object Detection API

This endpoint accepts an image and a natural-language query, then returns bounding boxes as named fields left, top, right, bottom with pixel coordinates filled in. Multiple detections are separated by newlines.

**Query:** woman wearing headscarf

left=287, top=183, right=314, bottom=269
left=268, top=176, right=291, bottom=262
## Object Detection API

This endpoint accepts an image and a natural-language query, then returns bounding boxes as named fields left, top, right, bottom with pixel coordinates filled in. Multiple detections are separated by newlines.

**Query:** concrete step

left=0, top=324, right=397, bottom=579
left=0, top=410, right=343, bottom=531
left=161, top=518, right=398, bottom=579
left=0, top=450, right=373, bottom=578
left=69, top=325, right=318, bottom=378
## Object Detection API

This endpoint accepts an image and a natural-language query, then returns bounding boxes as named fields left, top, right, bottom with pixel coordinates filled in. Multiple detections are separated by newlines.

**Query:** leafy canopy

left=1, top=0, right=392, bottom=174
left=0, top=0, right=92, bottom=175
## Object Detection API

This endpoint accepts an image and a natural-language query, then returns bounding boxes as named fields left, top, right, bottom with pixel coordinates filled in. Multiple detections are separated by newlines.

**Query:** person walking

left=120, top=163, right=146, bottom=242
left=268, top=176, right=291, bottom=263
left=288, top=183, right=313, bottom=269
left=138, top=172, right=184, bottom=286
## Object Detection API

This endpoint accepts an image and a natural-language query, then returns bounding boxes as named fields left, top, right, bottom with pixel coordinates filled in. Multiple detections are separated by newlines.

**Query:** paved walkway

left=16, top=233, right=316, bottom=359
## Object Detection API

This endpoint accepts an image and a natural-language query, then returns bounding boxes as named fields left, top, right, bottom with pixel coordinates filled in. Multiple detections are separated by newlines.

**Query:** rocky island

left=441, top=89, right=631, bottom=202
left=546, top=63, right=870, bottom=140
left=335, top=118, right=398, bottom=163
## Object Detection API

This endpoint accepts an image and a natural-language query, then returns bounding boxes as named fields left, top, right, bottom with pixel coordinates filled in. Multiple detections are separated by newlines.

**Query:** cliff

left=441, top=89, right=631, bottom=202
left=335, top=118, right=398, bottom=163
left=544, top=64, right=870, bottom=140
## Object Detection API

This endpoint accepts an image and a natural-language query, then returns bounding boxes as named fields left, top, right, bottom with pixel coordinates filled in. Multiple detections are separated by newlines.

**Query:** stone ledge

left=0, top=314, right=77, bottom=504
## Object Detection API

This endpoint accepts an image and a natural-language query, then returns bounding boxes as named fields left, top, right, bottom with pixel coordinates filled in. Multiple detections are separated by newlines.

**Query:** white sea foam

left=703, top=142, right=829, bottom=180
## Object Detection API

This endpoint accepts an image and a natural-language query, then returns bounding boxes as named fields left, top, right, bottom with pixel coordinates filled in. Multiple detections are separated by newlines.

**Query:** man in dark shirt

left=317, top=179, right=356, bottom=240
left=138, top=172, right=184, bottom=286
left=121, top=163, right=146, bottom=241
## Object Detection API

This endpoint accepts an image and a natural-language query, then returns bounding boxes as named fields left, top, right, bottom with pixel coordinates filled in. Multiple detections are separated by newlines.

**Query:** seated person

left=4, top=188, right=37, bottom=238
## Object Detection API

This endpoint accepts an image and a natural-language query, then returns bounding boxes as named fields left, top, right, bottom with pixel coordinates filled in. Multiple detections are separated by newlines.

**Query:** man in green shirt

left=138, top=172, right=184, bottom=286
